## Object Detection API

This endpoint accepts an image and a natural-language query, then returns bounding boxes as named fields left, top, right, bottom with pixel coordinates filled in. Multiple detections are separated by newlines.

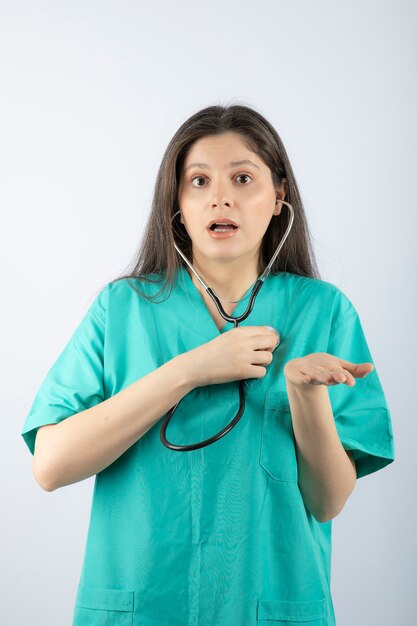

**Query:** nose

left=211, top=197, right=232, bottom=208
left=210, top=185, right=233, bottom=208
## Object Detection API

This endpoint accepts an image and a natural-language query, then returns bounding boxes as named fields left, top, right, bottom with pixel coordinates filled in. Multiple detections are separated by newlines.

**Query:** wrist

left=171, top=351, right=200, bottom=392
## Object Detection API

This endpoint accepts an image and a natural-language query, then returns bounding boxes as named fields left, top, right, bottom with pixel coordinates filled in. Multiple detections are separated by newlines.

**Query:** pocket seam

left=75, top=586, right=134, bottom=612
left=257, top=596, right=327, bottom=621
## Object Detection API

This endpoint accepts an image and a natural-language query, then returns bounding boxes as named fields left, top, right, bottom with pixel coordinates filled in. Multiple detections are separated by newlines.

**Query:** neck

left=186, top=257, right=261, bottom=302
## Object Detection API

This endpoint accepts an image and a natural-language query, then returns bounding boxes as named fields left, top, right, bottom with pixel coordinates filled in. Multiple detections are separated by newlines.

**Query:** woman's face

left=177, top=131, right=287, bottom=267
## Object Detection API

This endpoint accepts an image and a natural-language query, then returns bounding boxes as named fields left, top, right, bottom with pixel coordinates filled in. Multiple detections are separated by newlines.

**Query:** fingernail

left=266, top=326, right=280, bottom=351
left=266, top=325, right=279, bottom=336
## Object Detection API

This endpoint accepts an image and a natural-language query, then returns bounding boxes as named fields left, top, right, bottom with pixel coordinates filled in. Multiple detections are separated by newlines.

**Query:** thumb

left=264, top=326, right=280, bottom=351
left=355, top=362, right=374, bottom=377
left=339, top=360, right=374, bottom=378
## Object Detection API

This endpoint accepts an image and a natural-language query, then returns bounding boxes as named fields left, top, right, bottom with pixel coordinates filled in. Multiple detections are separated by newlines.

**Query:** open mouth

left=209, top=223, right=239, bottom=232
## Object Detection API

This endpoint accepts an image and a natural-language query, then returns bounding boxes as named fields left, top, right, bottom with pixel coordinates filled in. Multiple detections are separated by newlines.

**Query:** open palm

left=283, top=352, right=374, bottom=387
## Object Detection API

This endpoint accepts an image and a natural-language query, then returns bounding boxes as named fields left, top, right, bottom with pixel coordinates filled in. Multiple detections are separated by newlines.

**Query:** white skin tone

left=177, top=131, right=374, bottom=388
left=177, top=131, right=288, bottom=305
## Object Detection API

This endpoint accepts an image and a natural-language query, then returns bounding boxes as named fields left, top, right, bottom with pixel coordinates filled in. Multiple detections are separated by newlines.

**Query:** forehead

left=183, top=132, right=261, bottom=166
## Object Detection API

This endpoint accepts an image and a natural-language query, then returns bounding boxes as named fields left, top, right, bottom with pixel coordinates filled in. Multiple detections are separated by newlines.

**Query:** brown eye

left=190, top=173, right=253, bottom=187
left=191, top=176, right=206, bottom=187
left=236, top=174, right=252, bottom=184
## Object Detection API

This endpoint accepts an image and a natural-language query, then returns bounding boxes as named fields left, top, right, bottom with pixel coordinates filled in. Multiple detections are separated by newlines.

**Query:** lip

left=207, top=228, right=239, bottom=240
left=207, top=218, right=239, bottom=229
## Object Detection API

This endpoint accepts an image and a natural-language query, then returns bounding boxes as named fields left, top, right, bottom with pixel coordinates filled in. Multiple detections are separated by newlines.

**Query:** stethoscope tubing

left=160, top=200, right=294, bottom=451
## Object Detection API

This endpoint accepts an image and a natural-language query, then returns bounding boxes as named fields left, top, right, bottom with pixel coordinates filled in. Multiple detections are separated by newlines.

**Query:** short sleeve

left=326, top=290, right=395, bottom=479
left=21, top=283, right=109, bottom=456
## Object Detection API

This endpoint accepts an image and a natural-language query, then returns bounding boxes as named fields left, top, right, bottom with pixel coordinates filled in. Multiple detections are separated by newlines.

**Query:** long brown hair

left=109, top=103, right=321, bottom=302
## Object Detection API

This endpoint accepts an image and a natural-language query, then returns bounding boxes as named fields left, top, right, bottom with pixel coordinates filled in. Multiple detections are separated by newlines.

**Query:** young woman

left=22, top=104, right=395, bottom=626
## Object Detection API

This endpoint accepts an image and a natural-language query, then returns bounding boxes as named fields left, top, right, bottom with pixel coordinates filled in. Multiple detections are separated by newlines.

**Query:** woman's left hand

left=283, top=352, right=374, bottom=387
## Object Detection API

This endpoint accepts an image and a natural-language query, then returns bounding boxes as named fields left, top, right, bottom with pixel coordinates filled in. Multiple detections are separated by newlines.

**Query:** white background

left=1, top=1, right=415, bottom=624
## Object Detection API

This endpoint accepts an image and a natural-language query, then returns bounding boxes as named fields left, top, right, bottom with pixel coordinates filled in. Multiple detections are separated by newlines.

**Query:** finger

left=332, top=370, right=347, bottom=383
left=307, top=365, right=335, bottom=382
left=300, top=370, right=342, bottom=386
left=332, top=367, right=356, bottom=385
left=300, top=368, right=332, bottom=386
left=337, top=359, right=374, bottom=378
left=355, top=362, right=375, bottom=377
left=333, top=370, right=355, bottom=386
left=252, top=333, right=280, bottom=352
left=306, top=367, right=355, bottom=386
left=251, top=349, right=274, bottom=366
left=297, top=369, right=312, bottom=384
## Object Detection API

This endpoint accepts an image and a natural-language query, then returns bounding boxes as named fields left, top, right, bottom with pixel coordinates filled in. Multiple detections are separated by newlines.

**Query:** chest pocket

left=259, top=389, right=298, bottom=483
left=73, top=586, right=134, bottom=625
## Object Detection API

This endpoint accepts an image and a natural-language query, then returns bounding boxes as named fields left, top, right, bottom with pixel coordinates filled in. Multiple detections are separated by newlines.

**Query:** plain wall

left=1, top=1, right=415, bottom=624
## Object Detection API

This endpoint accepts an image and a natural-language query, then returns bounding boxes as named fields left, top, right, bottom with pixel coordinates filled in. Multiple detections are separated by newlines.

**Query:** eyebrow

left=183, top=159, right=260, bottom=172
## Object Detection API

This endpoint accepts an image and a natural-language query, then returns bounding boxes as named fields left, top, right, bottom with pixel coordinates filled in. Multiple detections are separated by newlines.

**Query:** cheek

left=178, top=189, right=196, bottom=217
left=243, top=211, right=271, bottom=238
left=179, top=211, right=199, bottom=238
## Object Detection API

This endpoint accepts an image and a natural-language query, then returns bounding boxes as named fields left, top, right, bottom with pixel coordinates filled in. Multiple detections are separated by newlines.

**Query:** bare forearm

left=286, top=379, right=356, bottom=522
left=35, top=354, right=196, bottom=491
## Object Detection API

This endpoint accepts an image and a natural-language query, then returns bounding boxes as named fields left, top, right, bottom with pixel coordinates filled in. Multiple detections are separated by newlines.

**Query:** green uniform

left=21, top=267, right=395, bottom=625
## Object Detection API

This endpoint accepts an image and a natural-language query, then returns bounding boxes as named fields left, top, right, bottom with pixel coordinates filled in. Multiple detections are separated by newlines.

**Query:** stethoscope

left=160, top=199, right=294, bottom=451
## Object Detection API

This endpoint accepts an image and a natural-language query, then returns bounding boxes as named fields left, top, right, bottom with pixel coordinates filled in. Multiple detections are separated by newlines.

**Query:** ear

left=273, top=178, right=288, bottom=216
left=277, top=177, right=288, bottom=197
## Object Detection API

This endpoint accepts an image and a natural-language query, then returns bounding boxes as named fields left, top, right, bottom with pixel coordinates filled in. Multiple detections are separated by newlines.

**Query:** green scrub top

left=21, top=267, right=395, bottom=626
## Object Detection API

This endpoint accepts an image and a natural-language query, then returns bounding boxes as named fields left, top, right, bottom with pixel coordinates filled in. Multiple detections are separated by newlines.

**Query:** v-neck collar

left=172, top=265, right=285, bottom=394
left=177, top=265, right=269, bottom=337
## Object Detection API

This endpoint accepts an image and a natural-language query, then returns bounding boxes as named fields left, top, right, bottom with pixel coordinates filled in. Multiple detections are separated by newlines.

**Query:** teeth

left=210, top=223, right=237, bottom=230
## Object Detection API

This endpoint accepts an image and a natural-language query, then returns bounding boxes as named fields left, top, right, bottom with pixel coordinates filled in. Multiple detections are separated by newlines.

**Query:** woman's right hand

left=183, top=326, right=281, bottom=387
